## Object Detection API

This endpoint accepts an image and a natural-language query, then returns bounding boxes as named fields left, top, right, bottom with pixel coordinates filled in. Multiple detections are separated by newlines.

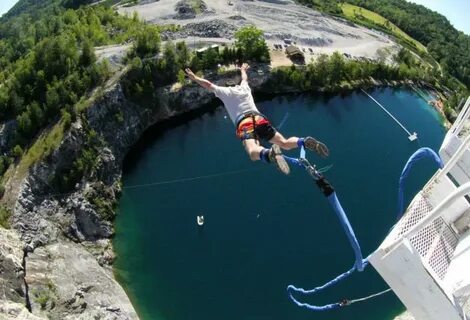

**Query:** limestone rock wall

left=26, top=241, right=137, bottom=320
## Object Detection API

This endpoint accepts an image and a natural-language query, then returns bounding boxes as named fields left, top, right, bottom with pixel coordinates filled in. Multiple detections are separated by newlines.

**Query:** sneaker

left=269, top=144, right=290, bottom=175
left=304, top=136, right=329, bottom=158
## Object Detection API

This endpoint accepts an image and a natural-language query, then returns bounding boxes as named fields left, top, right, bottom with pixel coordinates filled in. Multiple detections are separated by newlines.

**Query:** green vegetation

left=297, top=0, right=342, bottom=15
left=15, top=120, right=67, bottom=180
left=12, top=145, right=23, bottom=159
left=132, top=25, right=162, bottom=58
left=32, top=280, right=57, bottom=310
left=0, top=156, right=12, bottom=179
left=34, top=291, right=50, bottom=310
left=189, top=0, right=206, bottom=14
left=0, top=3, right=146, bottom=125
left=0, top=205, right=12, bottom=229
left=54, top=127, right=103, bottom=192
left=444, top=90, right=468, bottom=120
left=3, top=0, right=61, bottom=18
left=122, top=39, right=192, bottom=105
left=86, top=183, right=118, bottom=221
left=266, top=50, right=435, bottom=92
left=345, top=0, right=470, bottom=88
left=190, top=46, right=243, bottom=72
left=234, top=26, right=270, bottom=63
left=88, top=193, right=116, bottom=221
left=341, top=3, right=426, bottom=53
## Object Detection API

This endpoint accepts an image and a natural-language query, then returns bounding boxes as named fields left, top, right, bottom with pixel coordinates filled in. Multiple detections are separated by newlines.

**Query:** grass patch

left=85, top=182, right=118, bottom=222
left=87, top=193, right=116, bottom=221
left=75, top=95, right=95, bottom=114
left=341, top=3, right=427, bottom=53
left=189, top=0, right=205, bottom=14
left=0, top=205, right=12, bottom=229
left=16, top=120, right=66, bottom=179
left=32, top=280, right=57, bottom=310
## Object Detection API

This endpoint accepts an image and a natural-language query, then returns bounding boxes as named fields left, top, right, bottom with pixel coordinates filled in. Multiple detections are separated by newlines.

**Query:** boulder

left=25, top=241, right=138, bottom=320
left=0, top=228, right=25, bottom=304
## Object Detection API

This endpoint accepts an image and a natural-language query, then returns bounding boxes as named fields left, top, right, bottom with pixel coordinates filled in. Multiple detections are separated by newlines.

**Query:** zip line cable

left=31, top=162, right=333, bottom=200
left=123, top=167, right=256, bottom=190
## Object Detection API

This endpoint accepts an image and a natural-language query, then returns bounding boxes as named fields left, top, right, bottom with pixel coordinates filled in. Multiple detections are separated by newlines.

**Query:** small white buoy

left=197, top=215, right=204, bottom=226
left=224, top=115, right=227, bottom=119
left=408, top=132, right=418, bottom=142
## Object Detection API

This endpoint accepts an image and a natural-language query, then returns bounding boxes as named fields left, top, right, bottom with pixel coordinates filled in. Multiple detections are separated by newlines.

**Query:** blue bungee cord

left=397, top=147, right=443, bottom=220
left=283, top=146, right=442, bottom=311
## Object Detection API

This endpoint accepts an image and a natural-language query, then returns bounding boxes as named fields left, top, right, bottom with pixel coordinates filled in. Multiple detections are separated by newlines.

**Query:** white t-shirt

left=213, top=81, right=259, bottom=125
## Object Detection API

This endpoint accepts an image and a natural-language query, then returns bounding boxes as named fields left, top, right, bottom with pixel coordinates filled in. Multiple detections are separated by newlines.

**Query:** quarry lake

left=114, top=87, right=446, bottom=320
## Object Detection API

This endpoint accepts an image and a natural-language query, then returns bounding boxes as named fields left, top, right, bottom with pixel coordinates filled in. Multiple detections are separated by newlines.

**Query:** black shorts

left=236, top=113, right=277, bottom=141
left=254, top=122, right=277, bottom=141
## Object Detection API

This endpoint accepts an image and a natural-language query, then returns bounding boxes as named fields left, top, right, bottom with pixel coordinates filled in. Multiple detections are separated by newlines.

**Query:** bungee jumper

left=184, top=63, right=329, bottom=175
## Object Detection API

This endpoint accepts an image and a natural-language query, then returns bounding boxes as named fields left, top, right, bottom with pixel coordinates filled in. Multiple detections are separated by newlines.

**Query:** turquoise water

left=114, top=87, right=446, bottom=320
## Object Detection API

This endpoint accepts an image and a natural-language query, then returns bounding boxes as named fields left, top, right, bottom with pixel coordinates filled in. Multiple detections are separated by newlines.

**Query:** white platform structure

left=370, top=97, right=470, bottom=320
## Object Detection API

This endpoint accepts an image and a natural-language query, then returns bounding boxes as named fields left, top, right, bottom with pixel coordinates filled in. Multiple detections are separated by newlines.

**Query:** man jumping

left=185, top=63, right=329, bottom=175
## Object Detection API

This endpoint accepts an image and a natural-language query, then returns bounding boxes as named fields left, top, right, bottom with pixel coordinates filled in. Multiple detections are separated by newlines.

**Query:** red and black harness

left=235, top=111, right=276, bottom=141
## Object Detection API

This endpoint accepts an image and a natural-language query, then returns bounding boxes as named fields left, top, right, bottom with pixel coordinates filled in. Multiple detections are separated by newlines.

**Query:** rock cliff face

left=0, top=229, right=25, bottom=304
left=26, top=241, right=136, bottom=320
left=0, top=120, right=17, bottom=155
left=0, top=67, right=270, bottom=319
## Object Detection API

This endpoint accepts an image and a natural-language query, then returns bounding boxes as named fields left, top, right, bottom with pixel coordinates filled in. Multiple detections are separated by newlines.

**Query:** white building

left=370, top=97, right=470, bottom=320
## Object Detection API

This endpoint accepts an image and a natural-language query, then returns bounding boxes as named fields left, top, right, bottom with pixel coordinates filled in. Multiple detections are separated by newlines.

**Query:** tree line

left=264, top=49, right=435, bottom=91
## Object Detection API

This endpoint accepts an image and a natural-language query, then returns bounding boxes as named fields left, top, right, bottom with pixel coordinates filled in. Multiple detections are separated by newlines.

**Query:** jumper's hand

left=185, top=68, right=197, bottom=81
left=239, top=63, right=250, bottom=71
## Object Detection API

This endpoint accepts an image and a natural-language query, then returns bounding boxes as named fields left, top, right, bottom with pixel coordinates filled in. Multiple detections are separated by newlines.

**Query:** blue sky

left=0, top=0, right=469, bottom=35
left=408, top=0, right=470, bottom=35
left=0, top=0, right=18, bottom=17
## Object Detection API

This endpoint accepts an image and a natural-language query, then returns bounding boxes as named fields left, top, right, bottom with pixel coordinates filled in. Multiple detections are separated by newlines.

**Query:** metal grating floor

left=395, top=193, right=433, bottom=239
left=394, top=192, right=459, bottom=280
left=410, top=217, right=458, bottom=280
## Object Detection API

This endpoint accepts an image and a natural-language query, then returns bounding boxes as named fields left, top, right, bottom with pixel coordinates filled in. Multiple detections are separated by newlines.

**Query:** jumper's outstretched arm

left=240, top=63, right=249, bottom=83
left=185, top=68, right=215, bottom=91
